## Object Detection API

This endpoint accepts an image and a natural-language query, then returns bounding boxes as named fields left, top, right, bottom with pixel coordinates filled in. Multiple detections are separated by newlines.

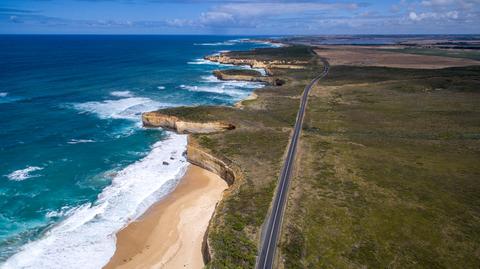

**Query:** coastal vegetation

left=383, top=47, right=480, bottom=61
left=147, top=45, right=322, bottom=267
left=281, top=65, right=480, bottom=268
left=145, top=44, right=480, bottom=268
left=214, top=69, right=262, bottom=77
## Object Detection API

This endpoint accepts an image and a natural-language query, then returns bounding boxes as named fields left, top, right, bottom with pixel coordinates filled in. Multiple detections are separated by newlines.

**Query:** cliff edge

left=142, top=112, right=235, bottom=134
left=212, top=69, right=285, bottom=86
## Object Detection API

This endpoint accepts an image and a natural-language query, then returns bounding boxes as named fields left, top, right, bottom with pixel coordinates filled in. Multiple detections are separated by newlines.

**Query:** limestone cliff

left=143, top=117, right=242, bottom=263
left=205, top=54, right=308, bottom=72
left=186, top=137, right=238, bottom=186
left=142, top=112, right=235, bottom=134
left=213, top=70, right=285, bottom=86
left=212, top=70, right=262, bottom=82
left=187, top=137, right=243, bottom=264
left=205, top=55, right=269, bottom=69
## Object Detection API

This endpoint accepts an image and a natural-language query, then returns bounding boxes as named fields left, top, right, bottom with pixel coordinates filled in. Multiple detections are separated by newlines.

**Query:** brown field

left=315, top=46, right=480, bottom=69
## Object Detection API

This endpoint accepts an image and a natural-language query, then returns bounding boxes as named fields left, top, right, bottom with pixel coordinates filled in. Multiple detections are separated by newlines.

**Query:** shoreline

left=105, top=44, right=273, bottom=268
left=104, top=164, right=227, bottom=269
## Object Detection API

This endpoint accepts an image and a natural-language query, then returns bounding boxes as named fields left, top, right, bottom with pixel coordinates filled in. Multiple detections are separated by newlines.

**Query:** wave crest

left=2, top=134, right=189, bottom=269
left=73, top=96, right=170, bottom=121
left=6, top=166, right=43, bottom=181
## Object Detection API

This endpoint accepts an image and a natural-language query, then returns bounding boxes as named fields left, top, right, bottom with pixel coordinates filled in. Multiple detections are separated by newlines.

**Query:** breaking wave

left=2, top=134, right=188, bottom=269
left=6, top=166, right=43, bottom=181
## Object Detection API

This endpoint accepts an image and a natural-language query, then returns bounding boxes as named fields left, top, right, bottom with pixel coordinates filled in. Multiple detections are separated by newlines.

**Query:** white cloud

left=421, top=0, right=456, bottom=6
left=409, top=11, right=420, bottom=20
left=199, top=11, right=235, bottom=26
left=420, top=0, right=480, bottom=9
left=408, top=10, right=460, bottom=21
left=186, top=2, right=361, bottom=29
left=166, top=18, right=193, bottom=27
left=215, top=2, right=359, bottom=18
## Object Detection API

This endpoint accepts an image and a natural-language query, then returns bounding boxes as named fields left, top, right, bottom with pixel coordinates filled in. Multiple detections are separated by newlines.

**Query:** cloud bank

left=0, top=0, right=478, bottom=34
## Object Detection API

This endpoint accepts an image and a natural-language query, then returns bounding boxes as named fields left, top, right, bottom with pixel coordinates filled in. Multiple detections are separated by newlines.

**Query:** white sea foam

left=188, top=58, right=267, bottom=76
left=194, top=41, right=235, bottom=46
left=180, top=77, right=264, bottom=99
left=45, top=206, right=80, bottom=219
left=196, top=38, right=282, bottom=48
left=110, top=91, right=133, bottom=97
left=179, top=84, right=246, bottom=97
left=187, top=58, right=240, bottom=67
left=6, top=166, right=43, bottom=181
left=222, top=80, right=265, bottom=89
left=185, top=64, right=266, bottom=98
left=2, top=134, right=189, bottom=269
left=0, top=92, right=22, bottom=104
left=67, top=139, right=96, bottom=145
left=157, top=86, right=165, bottom=90
left=73, top=97, right=169, bottom=121
left=251, top=67, right=267, bottom=76
left=201, top=75, right=221, bottom=83
left=227, top=38, right=248, bottom=43
left=250, top=40, right=284, bottom=48
left=187, top=58, right=223, bottom=65
left=201, top=75, right=265, bottom=88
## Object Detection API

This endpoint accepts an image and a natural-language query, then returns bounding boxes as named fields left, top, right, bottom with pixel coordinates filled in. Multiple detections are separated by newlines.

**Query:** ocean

left=0, top=35, right=273, bottom=268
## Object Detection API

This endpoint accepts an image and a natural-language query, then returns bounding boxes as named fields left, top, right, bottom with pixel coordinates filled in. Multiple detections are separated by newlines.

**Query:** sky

left=0, top=0, right=479, bottom=35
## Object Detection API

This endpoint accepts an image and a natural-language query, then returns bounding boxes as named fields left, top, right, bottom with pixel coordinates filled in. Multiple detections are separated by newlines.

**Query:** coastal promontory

left=142, top=111, right=235, bottom=134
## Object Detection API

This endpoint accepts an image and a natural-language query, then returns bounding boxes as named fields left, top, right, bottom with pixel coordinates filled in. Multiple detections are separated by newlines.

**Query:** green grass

left=382, top=47, right=480, bottom=61
left=150, top=44, right=480, bottom=268
left=150, top=46, right=320, bottom=268
left=153, top=106, right=235, bottom=122
left=226, top=45, right=314, bottom=62
left=281, top=65, right=480, bottom=268
left=216, top=69, right=262, bottom=76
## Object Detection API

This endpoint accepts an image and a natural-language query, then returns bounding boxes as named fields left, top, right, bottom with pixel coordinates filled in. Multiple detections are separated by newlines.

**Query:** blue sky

left=0, top=0, right=479, bottom=34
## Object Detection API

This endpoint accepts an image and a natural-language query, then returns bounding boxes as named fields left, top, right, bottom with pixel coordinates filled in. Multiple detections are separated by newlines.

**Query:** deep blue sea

left=0, top=35, right=273, bottom=268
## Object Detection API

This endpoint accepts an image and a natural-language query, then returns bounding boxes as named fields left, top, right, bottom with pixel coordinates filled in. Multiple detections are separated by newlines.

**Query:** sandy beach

left=104, top=165, right=227, bottom=269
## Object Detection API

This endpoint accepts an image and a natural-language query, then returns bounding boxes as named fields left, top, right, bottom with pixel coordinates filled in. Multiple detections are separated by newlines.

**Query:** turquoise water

left=0, top=35, right=272, bottom=268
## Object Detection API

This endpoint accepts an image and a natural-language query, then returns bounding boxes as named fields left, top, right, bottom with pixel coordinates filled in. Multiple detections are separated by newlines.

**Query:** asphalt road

left=256, top=58, right=330, bottom=269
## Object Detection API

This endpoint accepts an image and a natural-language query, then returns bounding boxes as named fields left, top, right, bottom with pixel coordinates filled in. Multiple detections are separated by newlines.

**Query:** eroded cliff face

left=145, top=52, right=292, bottom=265
left=212, top=70, right=285, bottom=87
left=187, top=136, right=243, bottom=264
left=205, top=54, right=308, bottom=72
left=142, top=110, right=240, bottom=263
left=142, top=112, right=235, bottom=134
left=212, top=70, right=260, bottom=82
left=186, top=138, right=237, bottom=186
left=205, top=55, right=269, bottom=69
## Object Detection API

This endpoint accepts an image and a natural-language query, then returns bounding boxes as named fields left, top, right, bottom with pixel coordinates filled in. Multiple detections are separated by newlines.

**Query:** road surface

left=256, top=58, right=330, bottom=269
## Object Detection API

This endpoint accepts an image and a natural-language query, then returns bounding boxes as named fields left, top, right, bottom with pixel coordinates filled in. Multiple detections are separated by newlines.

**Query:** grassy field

left=384, top=47, right=480, bottom=61
left=226, top=45, right=314, bottom=62
left=281, top=65, right=480, bottom=268
left=215, top=69, right=262, bottom=76
left=151, top=45, right=480, bottom=268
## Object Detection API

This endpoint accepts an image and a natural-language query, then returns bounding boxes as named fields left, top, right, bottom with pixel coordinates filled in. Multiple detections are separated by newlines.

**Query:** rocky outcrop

left=205, top=54, right=308, bottom=72
left=143, top=111, right=239, bottom=265
left=143, top=111, right=242, bottom=264
left=235, top=92, right=257, bottom=109
left=269, top=64, right=306, bottom=69
left=213, top=70, right=285, bottom=86
left=186, top=138, right=238, bottom=186
left=142, top=112, right=235, bottom=134
left=205, top=55, right=269, bottom=69
left=186, top=137, right=243, bottom=265
left=213, top=70, right=261, bottom=82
